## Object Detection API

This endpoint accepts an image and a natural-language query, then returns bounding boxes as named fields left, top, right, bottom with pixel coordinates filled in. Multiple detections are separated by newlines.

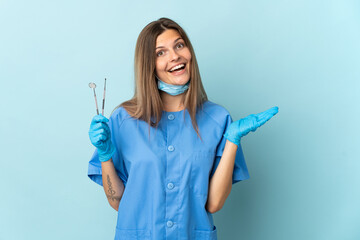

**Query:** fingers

left=255, top=106, right=279, bottom=126
left=89, top=130, right=110, bottom=146
left=92, top=132, right=108, bottom=143
left=89, top=114, right=111, bottom=147
left=90, top=126, right=108, bottom=136
left=230, top=106, right=279, bottom=139
left=90, top=122, right=110, bottom=133
left=90, top=114, right=110, bottom=133
left=91, top=114, right=109, bottom=125
left=256, top=107, right=278, bottom=120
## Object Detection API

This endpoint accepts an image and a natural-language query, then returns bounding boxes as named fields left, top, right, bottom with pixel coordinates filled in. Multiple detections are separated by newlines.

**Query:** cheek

left=186, top=51, right=192, bottom=70
left=185, top=49, right=192, bottom=63
left=155, top=59, right=167, bottom=74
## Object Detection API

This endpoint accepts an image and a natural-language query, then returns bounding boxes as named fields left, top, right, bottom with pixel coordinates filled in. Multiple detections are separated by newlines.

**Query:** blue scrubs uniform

left=88, top=100, right=250, bottom=240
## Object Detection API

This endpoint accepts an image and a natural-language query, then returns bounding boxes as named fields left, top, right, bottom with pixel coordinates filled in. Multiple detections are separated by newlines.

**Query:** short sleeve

left=210, top=113, right=250, bottom=184
left=87, top=110, right=129, bottom=187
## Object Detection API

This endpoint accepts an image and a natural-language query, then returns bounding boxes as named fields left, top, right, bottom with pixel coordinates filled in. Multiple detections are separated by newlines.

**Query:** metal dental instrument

left=88, top=82, right=99, bottom=115
left=102, top=78, right=106, bottom=115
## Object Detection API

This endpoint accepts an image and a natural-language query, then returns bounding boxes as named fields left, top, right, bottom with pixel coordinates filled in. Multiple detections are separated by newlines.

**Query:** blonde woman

left=88, top=17, right=278, bottom=240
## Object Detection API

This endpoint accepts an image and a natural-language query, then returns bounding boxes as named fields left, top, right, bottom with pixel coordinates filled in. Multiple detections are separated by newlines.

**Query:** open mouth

left=168, top=63, right=186, bottom=73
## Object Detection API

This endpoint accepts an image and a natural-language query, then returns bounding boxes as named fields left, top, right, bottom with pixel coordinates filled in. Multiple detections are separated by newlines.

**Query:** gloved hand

left=224, top=106, right=279, bottom=146
left=88, top=114, right=116, bottom=162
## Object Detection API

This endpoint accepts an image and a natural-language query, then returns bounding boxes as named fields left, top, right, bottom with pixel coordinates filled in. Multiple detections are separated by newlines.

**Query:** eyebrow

left=156, top=37, right=183, bottom=49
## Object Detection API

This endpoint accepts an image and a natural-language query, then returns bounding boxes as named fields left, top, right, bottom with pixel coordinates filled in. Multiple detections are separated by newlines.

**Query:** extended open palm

left=224, top=106, right=279, bottom=146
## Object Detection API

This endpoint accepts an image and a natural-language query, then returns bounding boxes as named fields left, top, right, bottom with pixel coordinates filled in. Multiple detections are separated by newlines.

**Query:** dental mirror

left=89, top=82, right=99, bottom=115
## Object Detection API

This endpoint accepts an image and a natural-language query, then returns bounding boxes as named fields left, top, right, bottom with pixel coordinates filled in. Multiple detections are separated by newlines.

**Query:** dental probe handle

left=102, top=78, right=106, bottom=115
left=93, top=88, right=99, bottom=115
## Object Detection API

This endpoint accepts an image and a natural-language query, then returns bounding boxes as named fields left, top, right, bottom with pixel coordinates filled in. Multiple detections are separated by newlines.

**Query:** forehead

left=156, top=29, right=182, bottom=46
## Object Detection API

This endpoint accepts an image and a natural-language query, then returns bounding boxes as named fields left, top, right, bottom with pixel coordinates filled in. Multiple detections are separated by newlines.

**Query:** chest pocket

left=190, top=151, right=216, bottom=196
left=193, top=226, right=218, bottom=240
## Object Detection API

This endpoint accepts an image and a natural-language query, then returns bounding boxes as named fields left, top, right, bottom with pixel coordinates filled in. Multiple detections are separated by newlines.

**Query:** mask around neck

left=156, top=76, right=190, bottom=96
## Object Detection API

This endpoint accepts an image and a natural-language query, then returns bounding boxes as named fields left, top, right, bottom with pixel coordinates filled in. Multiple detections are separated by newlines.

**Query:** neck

left=160, top=91, right=186, bottom=112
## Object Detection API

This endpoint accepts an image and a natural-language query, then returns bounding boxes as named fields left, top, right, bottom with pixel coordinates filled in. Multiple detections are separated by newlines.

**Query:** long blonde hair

left=114, top=17, right=208, bottom=139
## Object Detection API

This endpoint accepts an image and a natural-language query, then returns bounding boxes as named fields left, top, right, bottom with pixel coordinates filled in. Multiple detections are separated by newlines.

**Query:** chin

left=168, top=75, right=190, bottom=85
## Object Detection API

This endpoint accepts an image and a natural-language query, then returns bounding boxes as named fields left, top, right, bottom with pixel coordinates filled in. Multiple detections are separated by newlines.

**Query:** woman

left=88, top=17, right=278, bottom=240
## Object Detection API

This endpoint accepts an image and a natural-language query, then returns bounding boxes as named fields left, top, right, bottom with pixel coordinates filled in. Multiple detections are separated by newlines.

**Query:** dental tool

left=88, top=82, right=99, bottom=115
left=102, top=78, right=106, bottom=115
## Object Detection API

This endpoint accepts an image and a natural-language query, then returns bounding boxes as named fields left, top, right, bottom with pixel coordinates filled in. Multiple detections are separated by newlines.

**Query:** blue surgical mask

left=156, top=76, right=190, bottom=96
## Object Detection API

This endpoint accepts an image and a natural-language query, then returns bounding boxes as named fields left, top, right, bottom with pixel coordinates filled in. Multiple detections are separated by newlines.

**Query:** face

left=155, top=29, right=192, bottom=85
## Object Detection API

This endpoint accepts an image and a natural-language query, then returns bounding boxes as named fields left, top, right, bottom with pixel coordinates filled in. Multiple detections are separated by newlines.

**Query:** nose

left=169, top=49, right=180, bottom=62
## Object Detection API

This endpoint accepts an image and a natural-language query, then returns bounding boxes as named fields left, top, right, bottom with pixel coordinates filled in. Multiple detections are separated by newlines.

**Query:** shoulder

left=109, top=106, right=133, bottom=127
left=200, top=100, right=232, bottom=128
left=202, top=100, right=230, bottom=116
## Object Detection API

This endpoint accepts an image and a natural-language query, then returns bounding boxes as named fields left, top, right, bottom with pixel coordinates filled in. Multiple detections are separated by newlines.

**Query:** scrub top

left=88, top=100, right=250, bottom=240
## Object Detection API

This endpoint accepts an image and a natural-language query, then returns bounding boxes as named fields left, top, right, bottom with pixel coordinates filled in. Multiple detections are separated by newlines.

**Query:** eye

left=156, top=50, right=164, bottom=57
left=176, top=42, right=184, bottom=49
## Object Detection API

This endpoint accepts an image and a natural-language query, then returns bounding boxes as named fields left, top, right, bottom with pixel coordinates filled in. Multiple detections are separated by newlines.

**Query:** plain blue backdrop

left=1, top=0, right=359, bottom=239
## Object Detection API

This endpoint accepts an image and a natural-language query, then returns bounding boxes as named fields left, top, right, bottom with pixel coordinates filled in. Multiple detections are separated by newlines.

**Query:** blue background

left=1, top=0, right=359, bottom=239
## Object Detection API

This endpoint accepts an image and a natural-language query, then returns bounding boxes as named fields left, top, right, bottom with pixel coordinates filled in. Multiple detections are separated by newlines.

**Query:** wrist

left=223, top=133, right=241, bottom=147
left=98, top=144, right=116, bottom=162
left=226, top=139, right=239, bottom=148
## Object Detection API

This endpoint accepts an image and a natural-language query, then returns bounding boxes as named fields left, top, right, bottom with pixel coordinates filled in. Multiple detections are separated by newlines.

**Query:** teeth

left=169, top=64, right=185, bottom=72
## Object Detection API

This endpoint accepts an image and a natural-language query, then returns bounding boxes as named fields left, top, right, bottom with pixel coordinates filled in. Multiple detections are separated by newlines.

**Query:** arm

left=206, top=106, right=279, bottom=213
left=89, top=114, right=125, bottom=211
left=101, top=158, right=125, bottom=211
left=206, top=140, right=237, bottom=213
